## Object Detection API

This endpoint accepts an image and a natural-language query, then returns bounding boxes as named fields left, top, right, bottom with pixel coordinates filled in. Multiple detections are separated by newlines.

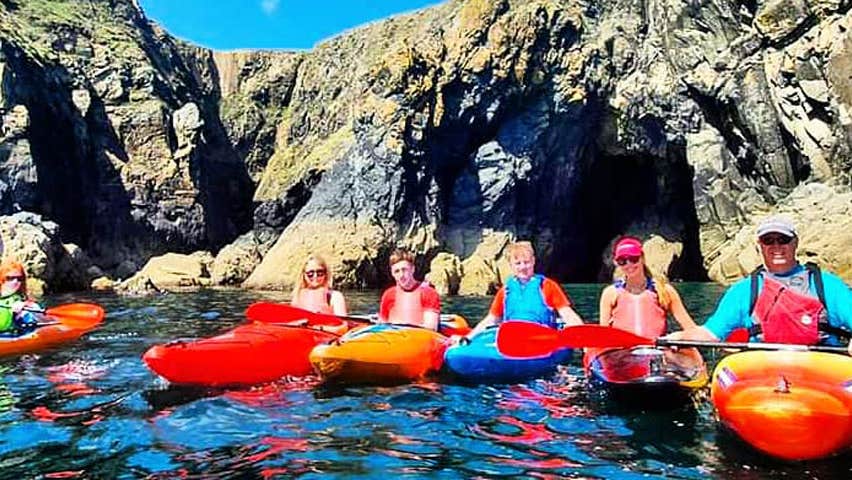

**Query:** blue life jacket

left=504, top=274, right=557, bottom=328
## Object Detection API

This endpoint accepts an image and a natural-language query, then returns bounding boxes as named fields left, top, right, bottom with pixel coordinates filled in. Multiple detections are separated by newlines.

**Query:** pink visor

left=613, top=238, right=643, bottom=259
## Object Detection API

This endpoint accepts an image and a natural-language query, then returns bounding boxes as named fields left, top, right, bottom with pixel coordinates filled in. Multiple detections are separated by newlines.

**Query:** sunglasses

left=615, top=256, right=641, bottom=266
left=759, top=235, right=793, bottom=246
left=4, top=275, right=23, bottom=282
left=304, top=269, right=326, bottom=279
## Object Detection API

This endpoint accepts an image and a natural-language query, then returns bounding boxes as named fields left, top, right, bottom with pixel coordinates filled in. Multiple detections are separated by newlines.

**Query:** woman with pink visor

left=598, top=236, right=696, bottom=337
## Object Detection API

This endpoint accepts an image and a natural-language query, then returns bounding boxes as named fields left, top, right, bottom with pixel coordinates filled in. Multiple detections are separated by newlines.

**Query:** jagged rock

left=706, top=182, right=852, bottom=283
left=800, top=79, right=830, bottom=103
left=425, top=252, right=462, bottom=296
left=243, top=218, right=387, bottom=290
left=0, top=212, right=89, bottom=292
left=456, top=231, right=513, bottom=295
left=754, top=0, right=811, bottom=42
left=211, top=230, right=276, bottom=285
left=172, top=102, right=204, bottom=153
left=117, top=251, right=214, bottom=294
left=642, top=236, right=684, bottom=279
left=90, top=276, right=115, bottom=290
left=0, top=0, right=254, bottom=278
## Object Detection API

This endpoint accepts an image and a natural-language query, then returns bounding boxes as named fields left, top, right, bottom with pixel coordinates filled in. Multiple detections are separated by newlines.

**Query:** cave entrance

left=557, top=149, right=707, bottom=282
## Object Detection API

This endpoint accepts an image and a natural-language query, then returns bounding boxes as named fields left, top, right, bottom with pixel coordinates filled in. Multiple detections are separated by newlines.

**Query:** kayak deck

left=309, top=323, right=449, bottom=385
left=584, top=346, right=708, bottom=407
left=711, top=350, right=852, bottom=460
left=444, top=327, right=573, bottom=384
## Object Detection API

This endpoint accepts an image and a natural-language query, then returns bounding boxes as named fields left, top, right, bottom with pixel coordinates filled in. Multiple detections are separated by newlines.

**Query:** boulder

left=211, top=230, right=277, bottom=285
left=425, top=252, right=462, bottom=296
left=0, top=212, right=89, bottom=293
left=116, top=251, right=214, bottom=294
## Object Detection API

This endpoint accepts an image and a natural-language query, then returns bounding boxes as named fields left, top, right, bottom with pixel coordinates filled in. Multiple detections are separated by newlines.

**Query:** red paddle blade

left=725, top=328, right=750, bottom=342
left=44, top=303, right=105, bottom=329
left=496, top=321, right=563, bottom=358
left=497, top=323, right=659, bottom=358
left=559, top=325, right=654, bottom=349
left=244, top=302, right=345, bottom=327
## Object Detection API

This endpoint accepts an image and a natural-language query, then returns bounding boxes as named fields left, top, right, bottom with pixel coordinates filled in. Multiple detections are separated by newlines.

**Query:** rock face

left=2, top=0, right=852, bottom=293
left=0, top=212, right=90, bottom=293
left=0, top=0, right=253, bottom=285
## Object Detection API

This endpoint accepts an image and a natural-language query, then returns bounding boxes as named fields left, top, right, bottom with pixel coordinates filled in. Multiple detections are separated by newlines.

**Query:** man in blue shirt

left=669, top=216, right=852, bottom=355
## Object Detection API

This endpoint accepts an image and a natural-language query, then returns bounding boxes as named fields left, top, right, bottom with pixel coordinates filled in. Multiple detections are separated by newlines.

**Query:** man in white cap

left=669, top=215, right=852, bottom=355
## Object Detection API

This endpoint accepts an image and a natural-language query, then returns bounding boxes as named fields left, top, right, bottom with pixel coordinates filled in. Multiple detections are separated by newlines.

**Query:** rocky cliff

left=1, top=0, right=850, bottom=294
left=0, top=0, right=253, bottom=289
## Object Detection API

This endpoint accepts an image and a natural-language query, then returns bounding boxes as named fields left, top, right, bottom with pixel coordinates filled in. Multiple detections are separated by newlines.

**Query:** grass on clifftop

left=0, top=0, right=140, bottom=64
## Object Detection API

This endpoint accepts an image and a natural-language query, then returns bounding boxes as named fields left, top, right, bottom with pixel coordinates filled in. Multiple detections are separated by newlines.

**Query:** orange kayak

left=711, top=350, right=852, bottom=460
left=309, top=323, right=450, bottom=385
left=0, top=303, right=104, bottom=357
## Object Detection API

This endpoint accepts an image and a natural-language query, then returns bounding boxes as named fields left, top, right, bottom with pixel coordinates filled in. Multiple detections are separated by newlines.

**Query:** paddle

left=244, top=302, right=471, bottom=335
left=496, top=322, right=849, bottom=357
left=1, top=302, right=105, bottom=329
left=244, top=302, right=371, bottom=328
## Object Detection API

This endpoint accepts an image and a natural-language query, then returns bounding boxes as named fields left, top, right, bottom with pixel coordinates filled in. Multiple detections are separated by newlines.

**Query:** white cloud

left=260, top=0, right=280, bottom=15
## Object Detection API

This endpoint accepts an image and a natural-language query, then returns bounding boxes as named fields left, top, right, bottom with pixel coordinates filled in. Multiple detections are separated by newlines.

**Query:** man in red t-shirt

left=378, top=248, right=441, bottom=330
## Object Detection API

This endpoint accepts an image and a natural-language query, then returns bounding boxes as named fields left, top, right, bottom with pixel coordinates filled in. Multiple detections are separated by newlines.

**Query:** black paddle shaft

left=657, top=338, right=849, bottom=354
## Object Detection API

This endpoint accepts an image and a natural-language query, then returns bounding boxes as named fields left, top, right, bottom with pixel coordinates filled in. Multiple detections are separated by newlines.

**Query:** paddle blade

left=725, top=328, right=750, bottom=342
left=44, top=303, right=105, bottom=329
left=245, top=302, right=348, bottom=327
left=245, top=302, right=301, bottom=323
left=496, top=321, right=564, bottom=358
left=560, top=325, right=655, bottom=349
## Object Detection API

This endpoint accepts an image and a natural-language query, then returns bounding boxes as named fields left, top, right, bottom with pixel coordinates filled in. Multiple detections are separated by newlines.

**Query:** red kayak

left=143, top=323, right=339, bottom=387
left=711, top=350, right=852, bottom=460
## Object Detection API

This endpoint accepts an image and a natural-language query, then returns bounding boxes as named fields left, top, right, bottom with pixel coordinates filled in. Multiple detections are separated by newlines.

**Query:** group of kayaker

left=287, top=215, right=852, bottom=355
left=4, top=214, right=852, bottom=355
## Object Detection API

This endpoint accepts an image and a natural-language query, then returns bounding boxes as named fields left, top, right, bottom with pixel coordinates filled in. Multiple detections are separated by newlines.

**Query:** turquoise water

left=0, top=284, right=849, bottom=478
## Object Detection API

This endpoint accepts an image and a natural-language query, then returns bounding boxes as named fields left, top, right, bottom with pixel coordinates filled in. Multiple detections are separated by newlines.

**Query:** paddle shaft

left=657, top=338, right=848, bottom=353
left=0, top=304, right=45, bottom=314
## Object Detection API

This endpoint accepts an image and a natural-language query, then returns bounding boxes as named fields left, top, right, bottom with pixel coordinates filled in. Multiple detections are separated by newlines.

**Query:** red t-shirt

left=379, top=283, right=441, bottom=320
left=488, top=277, right=572, bottom=318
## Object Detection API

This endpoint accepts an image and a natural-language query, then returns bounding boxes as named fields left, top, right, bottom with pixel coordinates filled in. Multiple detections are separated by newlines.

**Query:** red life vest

left=609, top=281, right=667, bottom=338
left=293, top=287, right=334, bottom=314
left=752, top=276, right=823, bottom=345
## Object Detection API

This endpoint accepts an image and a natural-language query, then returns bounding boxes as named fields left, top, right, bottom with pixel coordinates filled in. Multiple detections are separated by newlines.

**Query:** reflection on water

left=0, top=285, right=848, bottom=478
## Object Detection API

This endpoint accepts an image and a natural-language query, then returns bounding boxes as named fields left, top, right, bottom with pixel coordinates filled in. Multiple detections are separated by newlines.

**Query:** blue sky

left=138, top=0, right=445, bottom=50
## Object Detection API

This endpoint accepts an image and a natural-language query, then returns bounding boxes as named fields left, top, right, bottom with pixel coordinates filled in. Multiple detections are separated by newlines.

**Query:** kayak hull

left=143, top=323, right=338, bottom=387
left=0, top=312, right=104, bottom=357
left=309, top=324, right=448, bottom=385
left=584, top=346, right=708, bottom=406
left=443, top=327, right=573, bottom=384
left=711, top=350, right=852, bottom=460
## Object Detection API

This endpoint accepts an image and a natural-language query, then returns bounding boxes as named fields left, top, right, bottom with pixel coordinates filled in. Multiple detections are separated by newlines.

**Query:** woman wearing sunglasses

left=291, top=254, right=348, bottom=316
left=598, top=236, right=696, bottom=336
left=0, top=260, right=41, bottom=336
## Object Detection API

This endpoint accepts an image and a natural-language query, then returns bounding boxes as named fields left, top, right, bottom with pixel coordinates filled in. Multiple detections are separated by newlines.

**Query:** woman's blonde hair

left=614, top=257, right=671, bottom=310
left=292, top=254, right=333, bottom=299
left=0, top=259, right=28, bottom=298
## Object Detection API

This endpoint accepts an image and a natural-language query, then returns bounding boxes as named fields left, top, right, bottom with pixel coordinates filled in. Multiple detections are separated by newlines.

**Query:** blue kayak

left=443, top=326, right=573, bottom=384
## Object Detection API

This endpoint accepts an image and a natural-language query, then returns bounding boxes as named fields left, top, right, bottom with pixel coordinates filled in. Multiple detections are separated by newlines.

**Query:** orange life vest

left=293, top=287, right=334, bottom=315
left=609, top=279, right=667, bottom=338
